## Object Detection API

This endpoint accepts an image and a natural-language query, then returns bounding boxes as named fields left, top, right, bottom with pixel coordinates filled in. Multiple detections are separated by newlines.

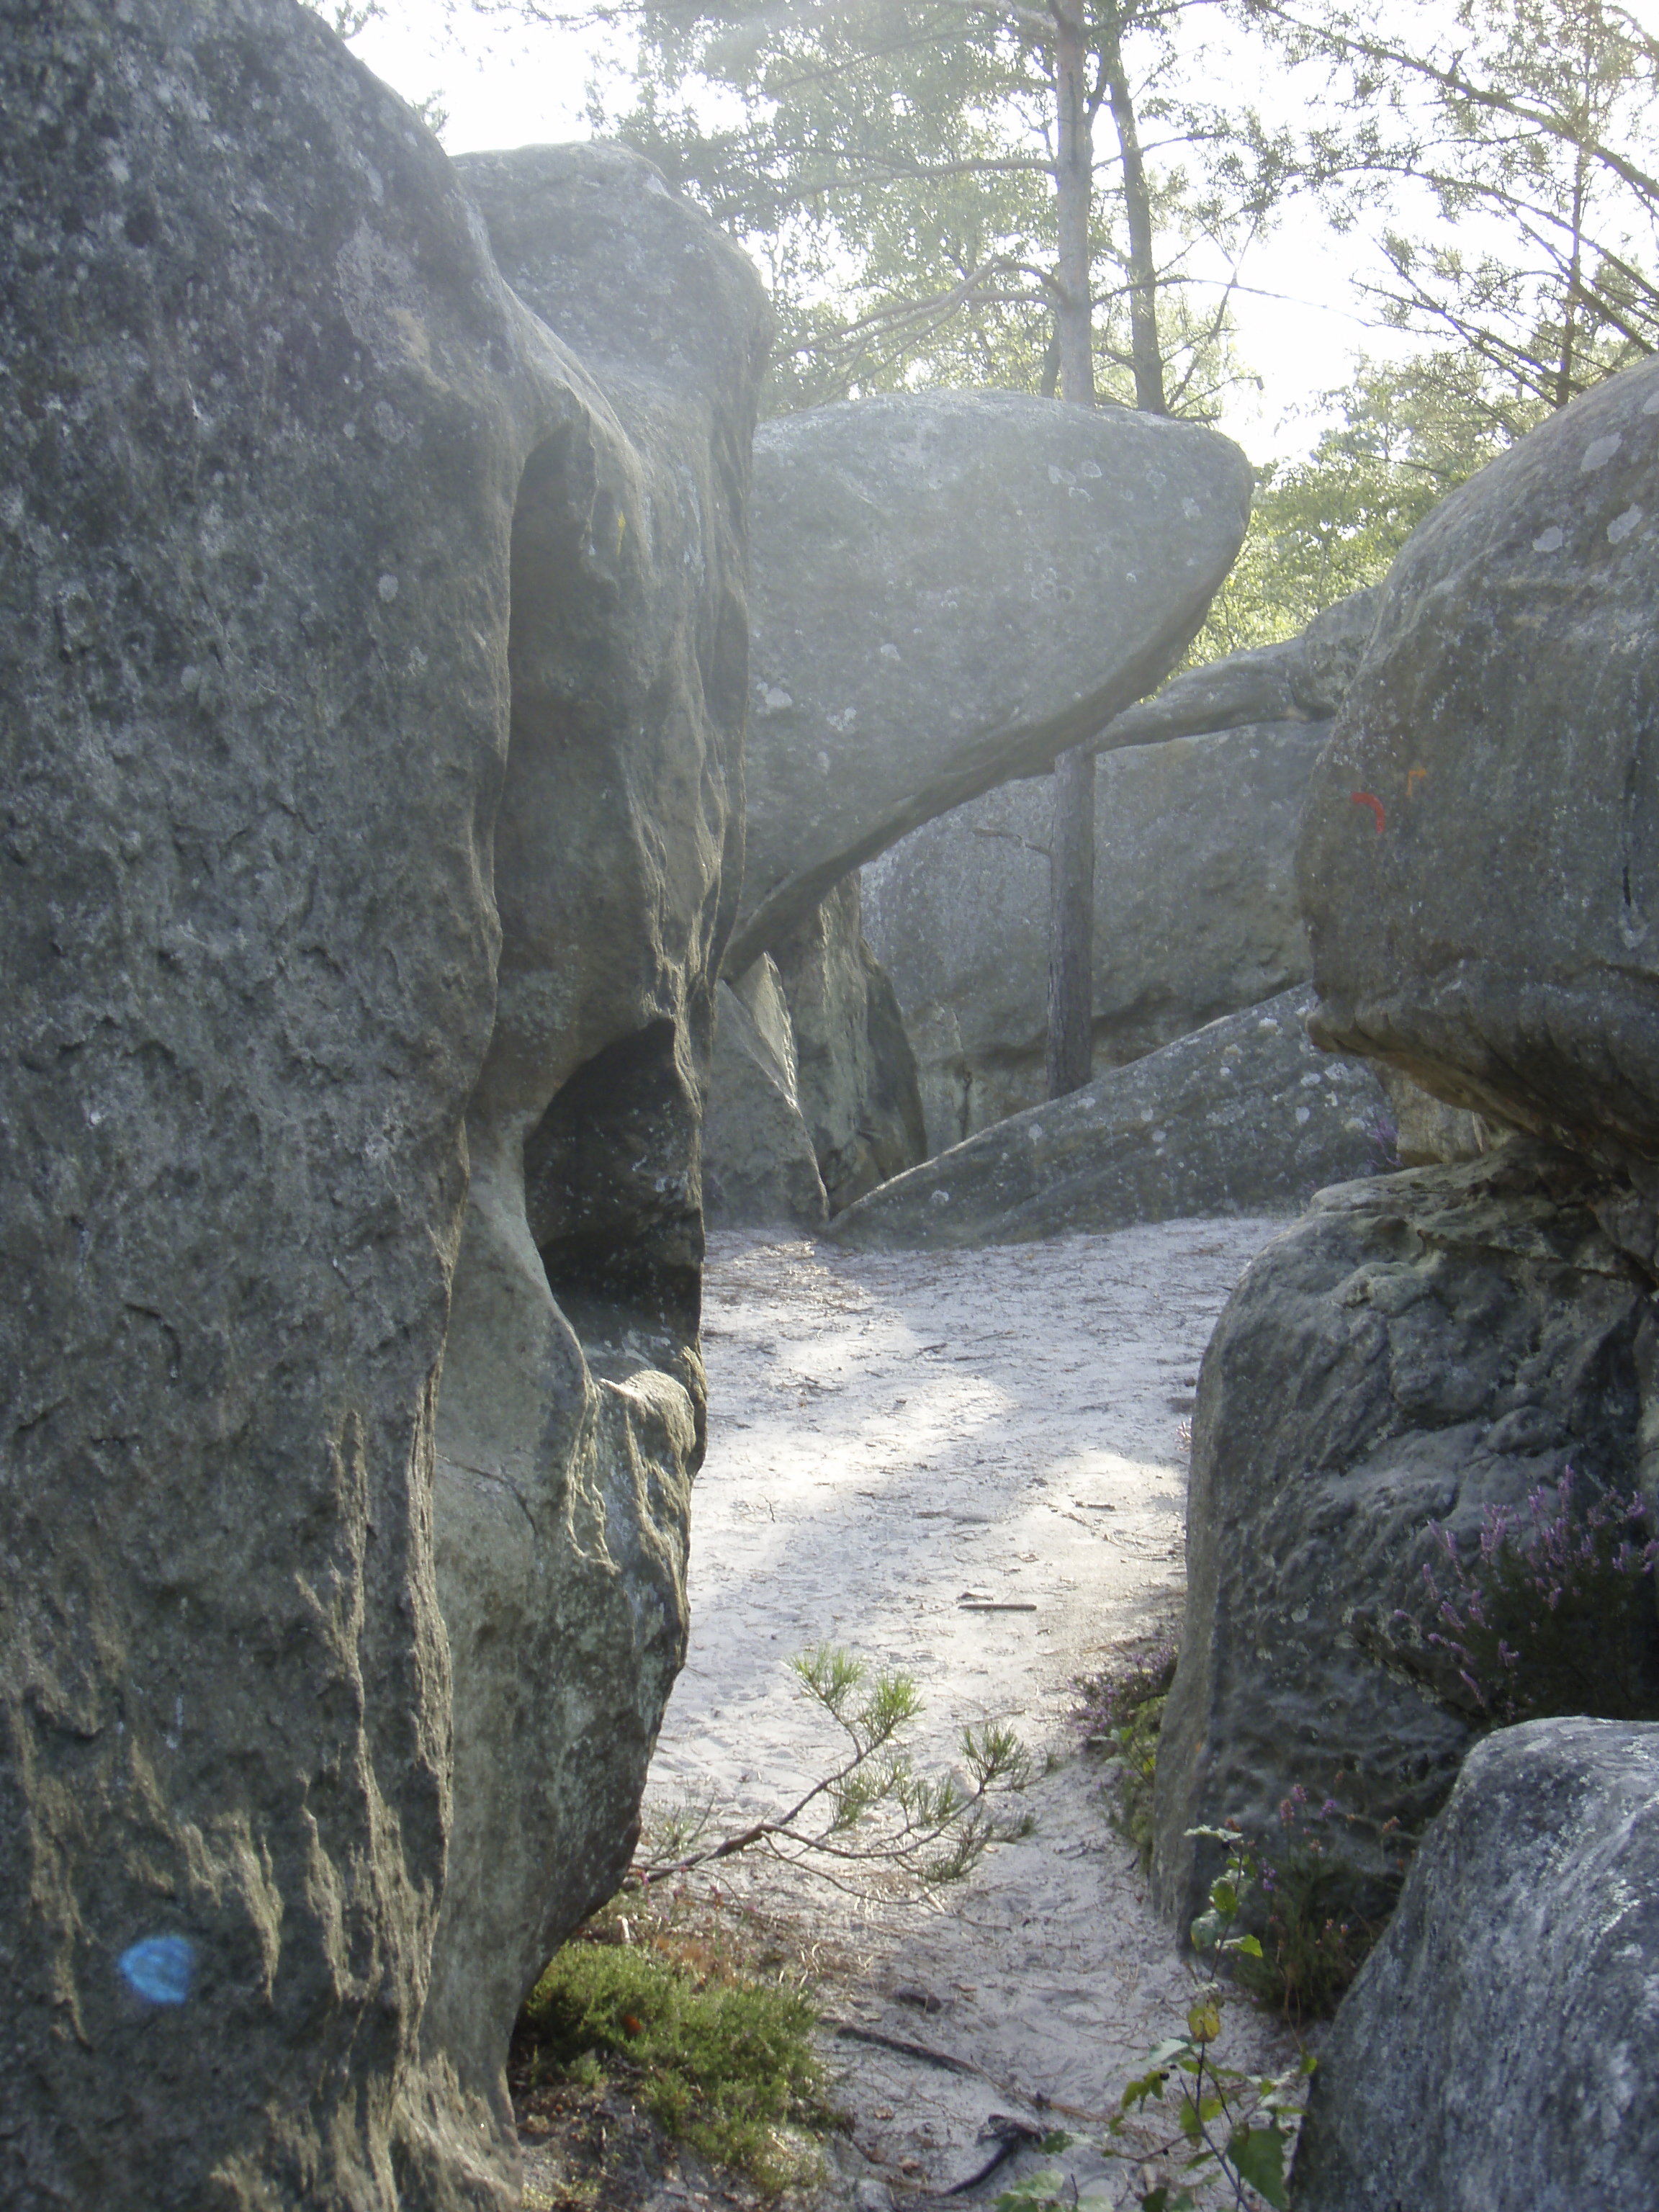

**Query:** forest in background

left=342, top=0, right=1659, bottom=651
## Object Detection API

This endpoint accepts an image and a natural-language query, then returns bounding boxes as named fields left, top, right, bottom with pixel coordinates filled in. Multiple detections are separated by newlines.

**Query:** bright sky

left=344, top=0, right=1655, bottom=464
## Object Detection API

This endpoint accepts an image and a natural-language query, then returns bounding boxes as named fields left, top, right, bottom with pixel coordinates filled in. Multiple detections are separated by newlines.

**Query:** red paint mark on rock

left=1351, top=791, right=1386, bottom=833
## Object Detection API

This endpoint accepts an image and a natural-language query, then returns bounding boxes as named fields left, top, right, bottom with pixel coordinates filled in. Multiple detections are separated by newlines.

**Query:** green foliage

left=1419, top=1467, right=1659, bottom=1727
left=1075, top=1637, right=1178, bottom=1873
left=589, top=0, right=1285, bottom=415
left=994, top=2140, right=1115, bottom=2211
left=1226, top=1789, right=1404, bottom=2026
left=1192, top=346, right=1547, bottom=657
left=1251, top=0, right=1659, bottom=411
left=1109, top=1831, right=1316, bottom=2210
left=632, top=1645, right=1031, bottom=1892
left=518, top=1930, right=836, bottom=2191
left=1110, top=1695, right=1168, bottom=1874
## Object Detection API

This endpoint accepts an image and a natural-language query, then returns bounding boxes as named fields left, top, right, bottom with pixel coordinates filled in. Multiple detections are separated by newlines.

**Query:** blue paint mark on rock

left=119, top=1935, right=195, bottom=2005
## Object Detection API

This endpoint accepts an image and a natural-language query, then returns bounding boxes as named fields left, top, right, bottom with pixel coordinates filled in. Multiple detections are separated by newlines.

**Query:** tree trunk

left=1052, top=0, right=1094, bottom=405
left=1557, top=150, right=1588, bottom=408
left=1046, top=745, right=1097, bottom=1097
left=1046, top=0, right=1097, bottom=1100
left=1103, top=13, right=1166, bottom=414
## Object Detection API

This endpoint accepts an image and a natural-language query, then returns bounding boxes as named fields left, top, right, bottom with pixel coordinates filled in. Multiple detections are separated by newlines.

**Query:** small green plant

left=631, top=1645, right=1032, bottom=1892
left=1227, top=1786, right=1403, bottom=2026
left=993, top=2136, right=1114, bottom=2209
left=1074, top=1637, right=1179, bottom=1872
left=516, top=1928, right=837, bottom=2193
left=1416, top=1467, right=1659, bottom=1725
left=1108, top=1830, right=1316, bottom=2211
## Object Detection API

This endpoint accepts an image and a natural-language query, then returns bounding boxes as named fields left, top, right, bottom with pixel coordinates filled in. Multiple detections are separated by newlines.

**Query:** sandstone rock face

left=1151, top=1144, right=1650, bottom=1940
left=0, top=9, right=765, bottom=2206
left=1298, top=358, right=1659, bottom=1167
left=731, top=393, right=1252, bottom=968
left=1291, top=1717, right=1659, bottom=2212
left=770, top=877, right=927, bottom=1212
left=421, top=143, right=767, bottom=2190
left=863, top=719, right=1331, bottom=1151
left=1377, top=1065, right=1498, bottom=1168
left=826, top=989, right=1388, bottom=1251
left=1087, top=583, right=1377, bottom=753
left=702, top=965, right=827, bottom=1229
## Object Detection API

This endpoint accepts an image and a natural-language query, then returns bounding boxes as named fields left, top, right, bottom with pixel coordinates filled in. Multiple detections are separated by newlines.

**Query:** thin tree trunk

left=1053, top=0, right=1094, bottom=405
left=1046, top=745, right=1096, bottom=1097
left=1557, top=150, right=1588, bottom=407
left=1046, top=0, right=1098, bottom=1100
left=1102, top=12, right=1166, bottom=413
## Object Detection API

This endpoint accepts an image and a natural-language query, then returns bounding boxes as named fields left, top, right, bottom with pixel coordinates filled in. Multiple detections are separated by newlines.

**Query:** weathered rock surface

left=730, top=392, right=1252, bottom=968
left=1089, top=583, right=1377, bottom=753
left=702, top=963, right=827, bottom=1229
left=1298, top=357, right=1659, bottom=1168
left=1291, top=1717, right=1659, bottom=2212
left=0, top=9, right=765, bottom=2207
left=423, top=140, right=767, bottom=2196
left=769, top=877, right=927, bottom=1212
left=1377, top=1064, right=1498, bottom=1168
left=1151, top=1143, right=1651, bottom=1939
left=825, top=989, right=1388, bottom=1251
left=863, top=718, right=1332, bottom=1151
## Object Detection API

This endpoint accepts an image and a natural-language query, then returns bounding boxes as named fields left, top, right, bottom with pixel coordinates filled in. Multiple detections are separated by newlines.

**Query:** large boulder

left=825, top=988, right=1388, bottom=1251
left=0, top=9, right=765, bottom=2208
left=860, top=590, right=1378, bottom=1154
left=729, top=392, right=1253, bottom=968
left=421, top=143, right=767, bottom=2193
left=1298, top=356, right=1659, bottom=1168
left=769, top=876, right=927, bottom=1212
left=1291, top=1717, right=1659, bottom=2211
left=703, top=877, right=927, bottom=1223
left=863, top=718, right=1333, bottom=1151
left=1151, top=1143, right=1651, bottom=1939
left=701, top=962, right=828, bottom=1229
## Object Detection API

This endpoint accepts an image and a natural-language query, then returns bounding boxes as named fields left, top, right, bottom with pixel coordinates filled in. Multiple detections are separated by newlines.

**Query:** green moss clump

left=1112, top=1691, right=1166, bottom=1871
left=1074, top=1637, right=1178, bottom=1873
left=517, top=1936, right=837, bottom=2194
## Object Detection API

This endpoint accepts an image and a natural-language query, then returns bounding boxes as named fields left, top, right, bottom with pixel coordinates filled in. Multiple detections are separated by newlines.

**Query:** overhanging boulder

left=1298, top=357, right=1659, bottom=1167
left=731, top=392, right=1252, bottom=968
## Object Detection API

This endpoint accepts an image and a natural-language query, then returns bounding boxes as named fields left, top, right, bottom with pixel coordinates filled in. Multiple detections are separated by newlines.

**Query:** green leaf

left=1209, top=1878, right=1238, bottom=1916
left=1190, top=1910, right=1225, bottom=1953
left=1226, top=2123, right=1290, bottom=2211
left=1143, top=2037, right=1191, bottom=2069
left=993, top=2168, right=1065, bottom=2208
left=1232, top=1933, right=1264, bottom=1958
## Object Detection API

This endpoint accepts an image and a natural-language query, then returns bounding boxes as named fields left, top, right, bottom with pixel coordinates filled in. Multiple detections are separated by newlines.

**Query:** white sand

left=640, top=1216, right=1305, bottom=2206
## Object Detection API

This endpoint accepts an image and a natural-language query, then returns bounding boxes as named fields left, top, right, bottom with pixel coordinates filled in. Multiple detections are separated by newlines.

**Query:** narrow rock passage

left=639, top=1218, right=1299, bottom=2206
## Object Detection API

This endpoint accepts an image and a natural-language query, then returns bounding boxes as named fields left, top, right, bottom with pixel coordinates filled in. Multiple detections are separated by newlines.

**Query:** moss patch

left=1111, top=1691, right=1166, bottom=1871
left=1074, top=1636, right=1178, bottom=1873
left=514, top=1912, right=840, bottom=2196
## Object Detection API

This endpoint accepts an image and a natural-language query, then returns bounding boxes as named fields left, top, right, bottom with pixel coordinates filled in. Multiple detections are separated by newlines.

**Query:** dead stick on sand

left=822, top=2018, right=1113, bottom=2124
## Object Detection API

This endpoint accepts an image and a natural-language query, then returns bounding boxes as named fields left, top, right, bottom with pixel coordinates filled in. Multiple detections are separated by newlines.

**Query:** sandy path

left=639, top=1217, right=1301, bottom=2206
